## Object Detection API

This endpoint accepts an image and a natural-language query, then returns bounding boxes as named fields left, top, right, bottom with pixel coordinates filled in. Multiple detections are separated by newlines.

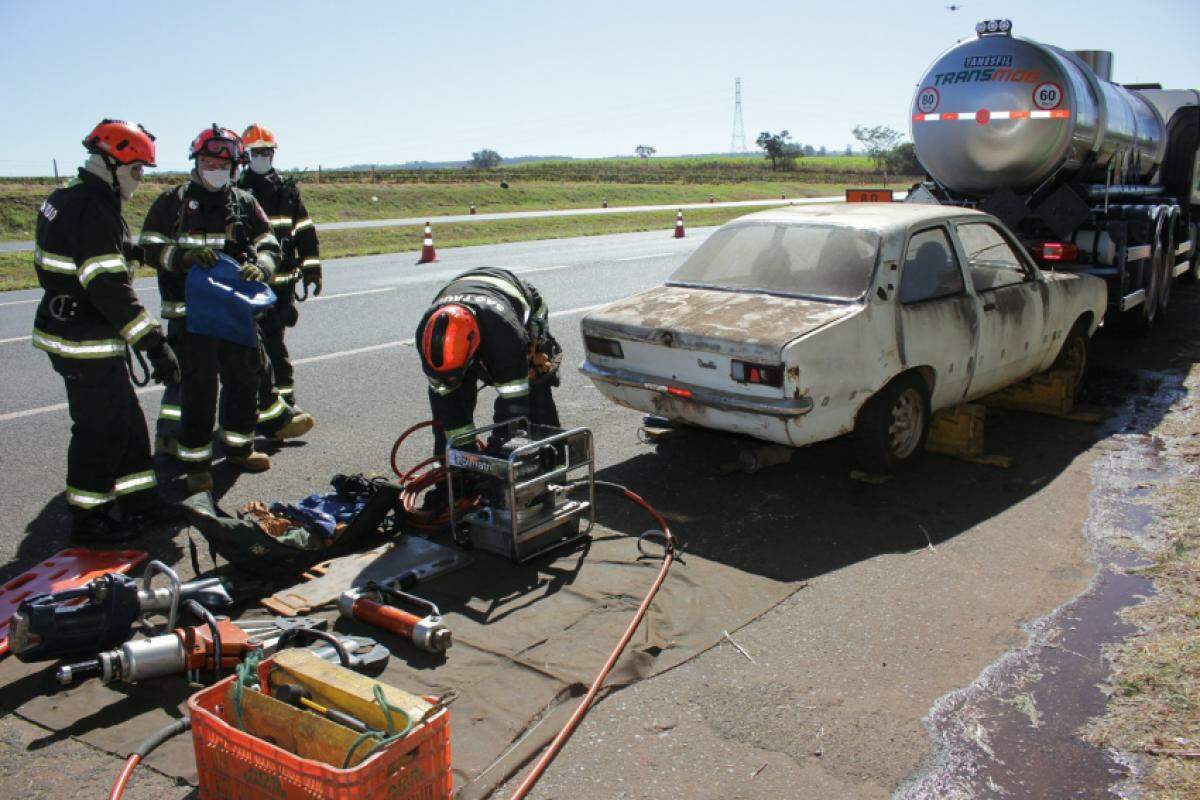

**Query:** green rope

left=232, top=648, right=264, bottom=731
left=340, top=684, right=413, bottom=769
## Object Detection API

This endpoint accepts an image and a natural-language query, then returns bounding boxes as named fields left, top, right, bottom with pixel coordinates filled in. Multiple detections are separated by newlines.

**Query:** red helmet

left=241, top=123, right=277, bottom=150
left=421, top=304, right=481, bottom=375
left=83, top=119, right=157, bottom=167
left=189, top=124, right=243, bottom=162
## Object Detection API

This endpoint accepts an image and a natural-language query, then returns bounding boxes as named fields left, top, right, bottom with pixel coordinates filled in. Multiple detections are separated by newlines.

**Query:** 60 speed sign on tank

left=1033, top=82, right=1063, bottom=110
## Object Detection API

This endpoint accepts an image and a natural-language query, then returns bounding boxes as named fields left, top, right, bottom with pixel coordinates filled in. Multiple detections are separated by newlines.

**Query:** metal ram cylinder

left=911, top=33, right=1165, bottom=194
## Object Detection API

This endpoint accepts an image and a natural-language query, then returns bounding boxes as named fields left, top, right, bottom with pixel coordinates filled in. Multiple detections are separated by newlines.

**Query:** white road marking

left=0, top=335, right=30, bottom=345
left=616, top=252, right=677, bottom=262
left=0, top=298, right=39, bottom=307
left=0, top=302, right=609, bottom=422
left=307, top=287, right=397, bottom=303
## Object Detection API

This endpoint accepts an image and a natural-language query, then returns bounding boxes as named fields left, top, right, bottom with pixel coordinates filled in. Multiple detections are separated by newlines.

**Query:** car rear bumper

left=580, top=360, right=814, bottom=418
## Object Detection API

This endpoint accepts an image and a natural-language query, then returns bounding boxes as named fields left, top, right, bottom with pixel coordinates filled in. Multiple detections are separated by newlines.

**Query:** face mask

left=199, top=168, right=230, bottom=191
left=115, top=165, right=141, bottom=201
left=249, top=154, right=273, bottom=174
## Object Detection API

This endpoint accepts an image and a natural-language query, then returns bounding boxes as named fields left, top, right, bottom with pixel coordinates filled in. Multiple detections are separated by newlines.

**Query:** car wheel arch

left=853, top=366, right=937, bottom=425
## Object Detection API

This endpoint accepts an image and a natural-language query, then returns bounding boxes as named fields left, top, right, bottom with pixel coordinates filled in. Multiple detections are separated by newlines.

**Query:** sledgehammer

left=338, top=583, right=452, bottom=654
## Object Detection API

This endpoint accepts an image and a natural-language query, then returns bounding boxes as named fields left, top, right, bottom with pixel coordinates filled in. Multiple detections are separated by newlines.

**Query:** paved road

left=0, top=195, right=855, bottom=252
left=0, top=224, right=1162, bottom=799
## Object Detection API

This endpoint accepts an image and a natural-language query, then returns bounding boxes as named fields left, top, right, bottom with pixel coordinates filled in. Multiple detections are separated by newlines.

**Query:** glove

left=239, top=262, right=267, bottom=282
left=302, top=266, right=322, bottom=296
left=146, top=342, right=181, bottom=385
left=180, top=247, right=217, bottom=269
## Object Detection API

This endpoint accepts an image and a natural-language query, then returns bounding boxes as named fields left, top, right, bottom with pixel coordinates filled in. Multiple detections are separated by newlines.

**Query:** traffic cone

left=469, top=204, right=477, bottom=215
left=674, top=209, right=685, bottom=239
left=417, top=222, right=438, bottom=263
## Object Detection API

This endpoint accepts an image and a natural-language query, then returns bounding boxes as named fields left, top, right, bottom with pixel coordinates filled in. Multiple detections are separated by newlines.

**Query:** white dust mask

left=199, top=168, right=230, bottom=190
left=115, top=165, right=141, bottom=201
left=249, top=154, right=273, bottom=174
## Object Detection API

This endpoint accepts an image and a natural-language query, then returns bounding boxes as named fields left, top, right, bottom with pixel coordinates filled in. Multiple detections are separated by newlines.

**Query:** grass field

left=0, top=205, right=755, bottom=291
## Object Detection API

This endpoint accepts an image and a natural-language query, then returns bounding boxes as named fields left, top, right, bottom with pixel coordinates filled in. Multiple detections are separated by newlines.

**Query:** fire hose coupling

left=339, top=583, right=453, bottom=654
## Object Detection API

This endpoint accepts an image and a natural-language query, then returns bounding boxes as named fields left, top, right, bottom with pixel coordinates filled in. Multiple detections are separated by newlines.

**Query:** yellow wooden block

left=225, top=680, right=373, bottom=767
left=927, top=403, right=986, bottom=458
left=982, top=370, right=1076, bottom=417
left=266, top=649, right=432, bottom=736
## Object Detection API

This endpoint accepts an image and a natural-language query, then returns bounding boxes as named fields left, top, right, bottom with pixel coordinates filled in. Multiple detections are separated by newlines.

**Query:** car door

left=953, top=219, right=1047, bottom=397
left=895, top=225, right=977, bottom=409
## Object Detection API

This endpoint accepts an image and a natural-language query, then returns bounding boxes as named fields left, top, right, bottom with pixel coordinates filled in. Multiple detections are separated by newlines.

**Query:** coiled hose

left=390, top=421, right=480, bottom=530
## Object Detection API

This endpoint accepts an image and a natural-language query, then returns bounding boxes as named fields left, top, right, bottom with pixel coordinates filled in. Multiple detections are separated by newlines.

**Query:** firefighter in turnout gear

left=415, top=268, right=562, bottom=469
left=33, top=120, right=181, bottom=542
left=139, top=125, right=311, bottom=493
left=237, top=124, right=322, bottom=409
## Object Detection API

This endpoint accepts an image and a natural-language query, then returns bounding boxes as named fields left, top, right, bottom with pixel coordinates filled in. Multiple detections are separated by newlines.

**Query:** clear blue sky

left=1, top=0, right=1197, bottom=175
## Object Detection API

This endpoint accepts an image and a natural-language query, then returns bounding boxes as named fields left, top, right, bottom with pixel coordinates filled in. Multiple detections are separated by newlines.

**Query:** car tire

left=853, top=373, right=931, bottom=474
left=1050, top=321, right=1089, bottom=402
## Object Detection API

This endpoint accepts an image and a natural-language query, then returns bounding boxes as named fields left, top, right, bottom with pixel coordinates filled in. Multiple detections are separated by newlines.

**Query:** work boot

left=70, top=509, right=138, bottom=544
left=186, top=472, right=215, bottom=494
left=227, top=450, right=271, bottom=472
left=122, top=499, right=185, bottom=530
left=270, top=411, right=315, bottom=442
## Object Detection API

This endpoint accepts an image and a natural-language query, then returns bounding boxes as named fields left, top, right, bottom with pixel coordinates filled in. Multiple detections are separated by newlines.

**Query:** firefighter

left=414, top=268, right=562, bottom=471
left=237, top=124, right=322, bottom=409
left=32, top=120, right=181, bottom=542
left=139, top=125, right=312, bottom=493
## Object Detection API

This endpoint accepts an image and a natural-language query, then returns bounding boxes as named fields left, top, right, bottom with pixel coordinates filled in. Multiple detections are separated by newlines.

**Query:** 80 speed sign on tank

left=916, top=86, right=941, bottom=114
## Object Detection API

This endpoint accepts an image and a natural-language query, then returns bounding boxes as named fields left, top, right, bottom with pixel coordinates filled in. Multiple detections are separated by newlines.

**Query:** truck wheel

left=1182, top=222, right=1200, bottom=284
left=1156, top=227, right=1174, bottom=319
left=853, top=373, right=930, bottom=474
left=1114, top=239, right=1162, bottom=334
left=1050, top=323, right=1089, bottom=401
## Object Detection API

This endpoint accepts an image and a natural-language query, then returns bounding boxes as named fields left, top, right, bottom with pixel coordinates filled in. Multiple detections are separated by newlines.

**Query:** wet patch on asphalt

left=898, top=368, right=1187, bottom=800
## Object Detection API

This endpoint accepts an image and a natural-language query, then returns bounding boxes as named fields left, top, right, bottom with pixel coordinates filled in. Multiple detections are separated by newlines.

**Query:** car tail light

left=1032, top=241, right=1079, bottom=263
left=731, top=360, right=783, bottom=387
left=585, top=336, right=623, bottom=358
left=666, top=386, right=692, bottom=399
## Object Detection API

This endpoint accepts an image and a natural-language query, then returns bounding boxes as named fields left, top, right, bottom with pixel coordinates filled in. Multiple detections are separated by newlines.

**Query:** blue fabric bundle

left=185, top=254, right=276, bottom=347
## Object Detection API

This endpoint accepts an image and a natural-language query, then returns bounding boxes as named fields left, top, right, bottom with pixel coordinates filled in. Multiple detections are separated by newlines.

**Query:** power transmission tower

left=730, top=78, right=747, bottom=154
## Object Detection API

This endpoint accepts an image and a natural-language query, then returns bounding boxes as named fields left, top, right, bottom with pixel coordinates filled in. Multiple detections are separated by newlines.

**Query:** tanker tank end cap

left=976, top=19, right=1012, bottom=36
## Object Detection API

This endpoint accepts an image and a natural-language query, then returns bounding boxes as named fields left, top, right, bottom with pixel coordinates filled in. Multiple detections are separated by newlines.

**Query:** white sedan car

left=580, top=203, right=1107, bottom=471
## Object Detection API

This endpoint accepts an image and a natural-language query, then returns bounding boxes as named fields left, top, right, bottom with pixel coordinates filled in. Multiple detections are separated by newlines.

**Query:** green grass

left=0, top=205, right=758, bottom=291
left=0, top=176, right=900, bottom=242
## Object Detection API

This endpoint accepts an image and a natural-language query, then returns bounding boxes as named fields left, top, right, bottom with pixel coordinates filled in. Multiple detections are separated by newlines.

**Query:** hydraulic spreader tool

left=9, top=561, right=232, bottom=663
left=339, top=581, right=452, bottom=654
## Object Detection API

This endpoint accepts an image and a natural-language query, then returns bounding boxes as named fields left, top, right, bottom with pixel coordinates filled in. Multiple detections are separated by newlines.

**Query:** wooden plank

left=265, top=650, right=433, bottom=735
left=224, top=680, right=373, bottom=767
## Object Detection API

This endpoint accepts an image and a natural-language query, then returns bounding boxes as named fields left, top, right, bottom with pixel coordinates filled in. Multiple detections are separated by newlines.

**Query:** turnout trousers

left=260, top=290, right=296, bottom=401
left=155, top=319, right=184, bottom=442
left=430, top=379, right=560, bottom=455
left=176, top=329, right=259, bottom=473
left=50, top=354, right=157, bottom=517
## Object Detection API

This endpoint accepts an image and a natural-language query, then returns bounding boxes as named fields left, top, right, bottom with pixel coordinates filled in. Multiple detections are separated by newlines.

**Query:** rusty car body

left=579, top=203, right=1108, bottom=467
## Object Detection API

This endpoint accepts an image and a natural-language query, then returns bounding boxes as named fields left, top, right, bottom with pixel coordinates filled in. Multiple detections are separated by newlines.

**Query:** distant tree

left=802, top=144, right=816, bottom=157
left=818, top=145, right=828, bottom=157
left=852, top=125, right=903, bottom=171
left=844, top=144, right=853, bottom=156
left=884, top=142, right=922, bottom=175
left=634, top=145, right=657, bottom=159
left=755, top=130, right=802, bottom=171
left=471, top=149, right=502, bottom=169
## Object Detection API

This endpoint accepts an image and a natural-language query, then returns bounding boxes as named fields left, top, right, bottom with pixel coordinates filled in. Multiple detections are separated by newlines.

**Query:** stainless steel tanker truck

left=908, top=19, right=1199, bottom=328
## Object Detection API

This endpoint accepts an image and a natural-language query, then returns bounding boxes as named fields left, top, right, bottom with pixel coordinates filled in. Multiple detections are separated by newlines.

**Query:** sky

left=1, top=0, right=1198, bottom=175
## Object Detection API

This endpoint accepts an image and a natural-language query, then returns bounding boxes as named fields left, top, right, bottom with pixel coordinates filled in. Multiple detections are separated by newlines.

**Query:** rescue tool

left=8, top=560, right=231, bottom=662
left=339, top=582, right=452, bottom=654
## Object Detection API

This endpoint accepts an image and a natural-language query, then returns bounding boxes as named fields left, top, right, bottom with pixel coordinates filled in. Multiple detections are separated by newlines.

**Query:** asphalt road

left=0, top=226, right=1181, bottom=799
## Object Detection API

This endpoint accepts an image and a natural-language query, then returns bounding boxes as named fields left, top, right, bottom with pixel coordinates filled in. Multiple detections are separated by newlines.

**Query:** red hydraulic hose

left=509, top=482, right=678, bottom=800
left=108, top=754, right=140, bottom=800
left=391, top=420, right=480, bottom=530
left=108, top=716, right=191, bottom=800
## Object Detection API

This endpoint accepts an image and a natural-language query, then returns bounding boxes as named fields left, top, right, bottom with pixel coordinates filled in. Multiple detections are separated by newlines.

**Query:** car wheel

left=1050, top=322, right=1089, bottom=402
left=853, top=373, right=931, bottom=474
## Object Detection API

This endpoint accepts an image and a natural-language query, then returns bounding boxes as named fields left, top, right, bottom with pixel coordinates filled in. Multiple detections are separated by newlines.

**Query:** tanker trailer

left=908, top=19, right=1200, bottom=329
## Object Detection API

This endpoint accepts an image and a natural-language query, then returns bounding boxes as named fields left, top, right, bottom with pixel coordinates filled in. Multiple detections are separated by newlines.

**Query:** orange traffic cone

left=674, top=209, right=685, bottom=239
left=417, top=222, right=438, bottom=263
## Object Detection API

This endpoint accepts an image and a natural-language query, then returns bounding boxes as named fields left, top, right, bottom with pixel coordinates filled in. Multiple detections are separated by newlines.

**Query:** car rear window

left=668, top=221, right=881, bottom=300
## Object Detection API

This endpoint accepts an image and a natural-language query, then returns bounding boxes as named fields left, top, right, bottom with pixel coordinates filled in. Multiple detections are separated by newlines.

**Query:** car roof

left=734, top=201, right=989, bottom=234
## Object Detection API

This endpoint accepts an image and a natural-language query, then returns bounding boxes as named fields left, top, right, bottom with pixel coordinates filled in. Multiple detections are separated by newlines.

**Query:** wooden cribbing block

left=224, top=681, right=373, bottom=767
left=982, top=369, right=1077, bottom=417
left=926, top=403, right=986, bottom=459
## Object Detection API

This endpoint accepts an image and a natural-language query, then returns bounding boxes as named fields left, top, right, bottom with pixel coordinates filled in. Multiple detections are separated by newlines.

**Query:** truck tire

left=1155, top=217, right=1174, bottom=319
left=1114, top=236, right=1165, bottom=333
left=1180, top=221, right=1199, bottom=285
left=853, top=373, right=930, bottom=474
left=1050, top=322, right=1089, bottom=402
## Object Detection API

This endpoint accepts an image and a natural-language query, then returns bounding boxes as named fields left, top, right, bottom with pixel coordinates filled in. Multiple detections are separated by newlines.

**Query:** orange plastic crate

left=188, top=674, right=451, bottom=800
